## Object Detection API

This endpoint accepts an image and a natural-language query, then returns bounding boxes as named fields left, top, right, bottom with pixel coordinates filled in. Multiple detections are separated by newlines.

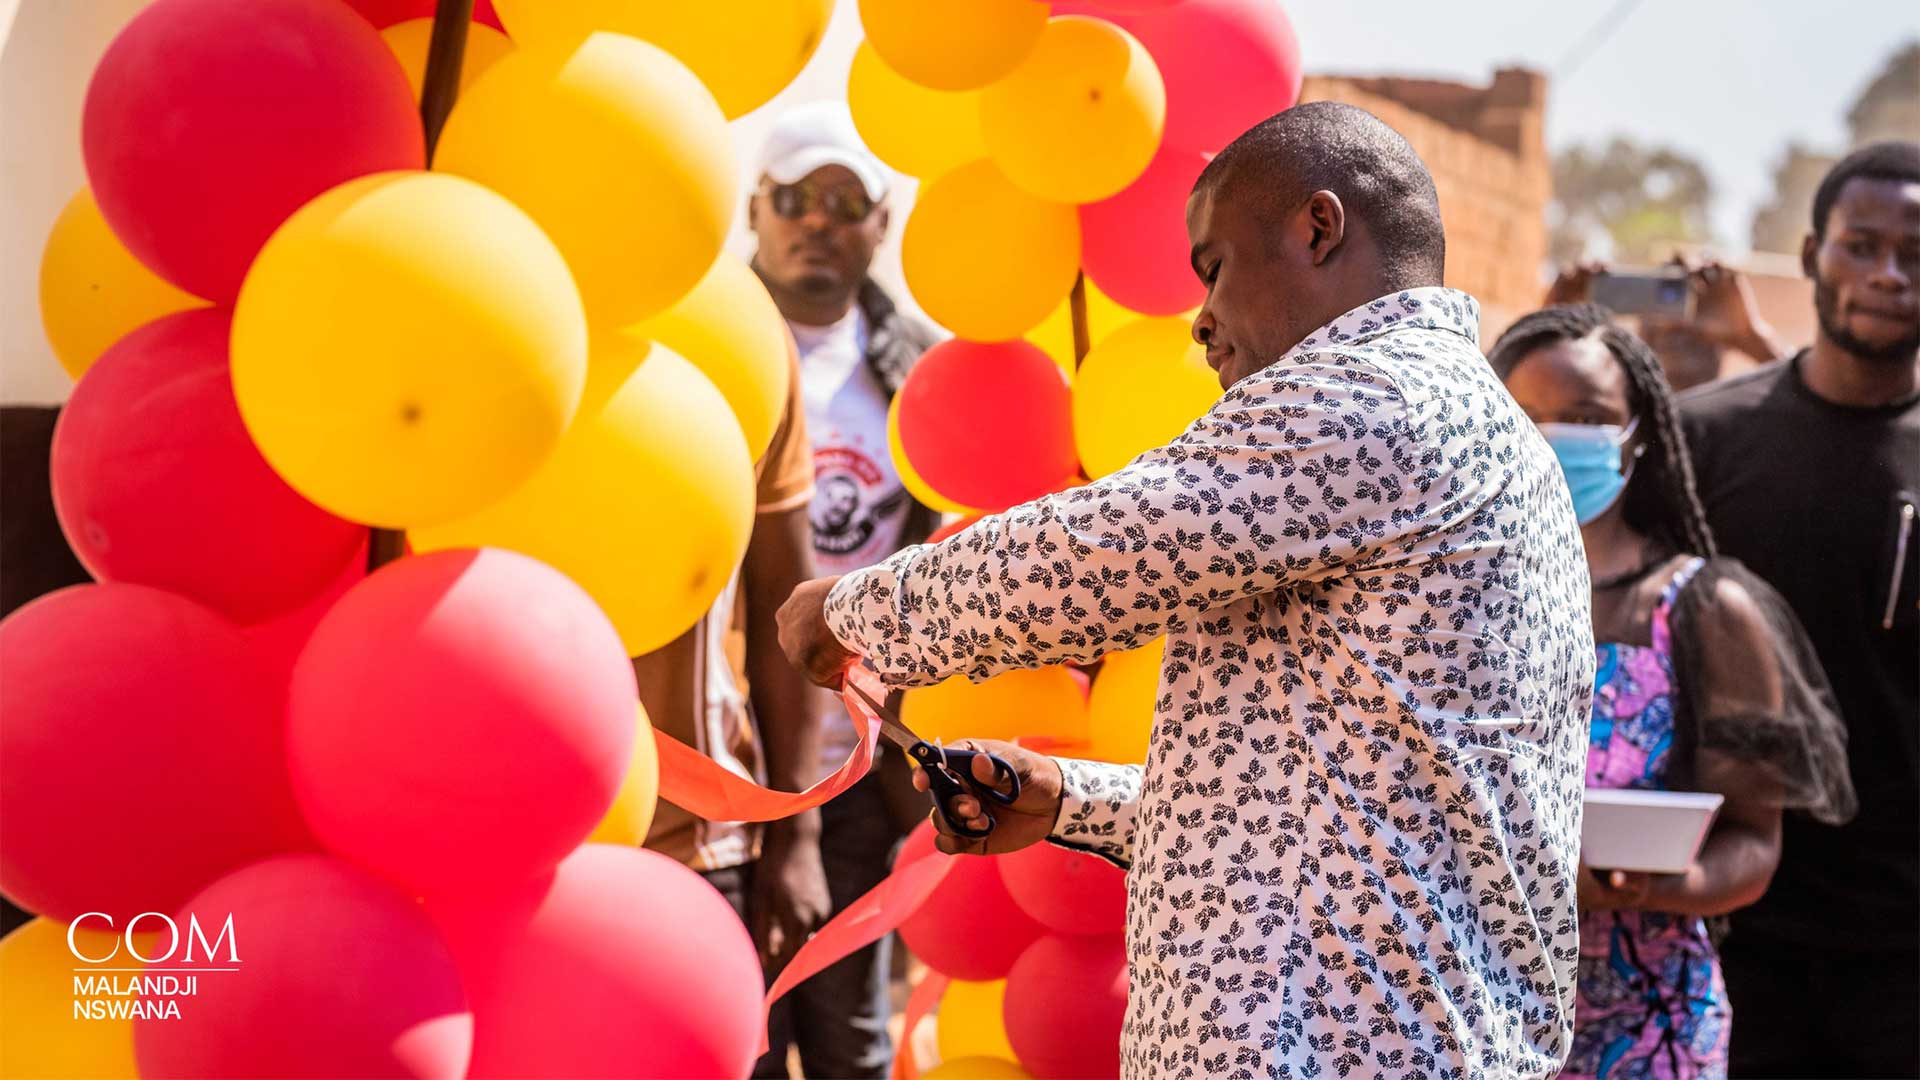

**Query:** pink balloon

left=430, top=845, right=763, bottom=1079
left=343, top=0, right=504, bottom=30
left=134, top=854, right=472, bottom=1079
left=998, top=841, right=1127, bottom=936
left=1095, top=0, right=1184, bottom=8
left=0, top=584, right=311, bottom=924
left=1080, top=145, right=1212, bottom=316
left=52, top=309, right=366, bottom=624
left=1004, top=934, right=1129, bottom=1080
left=896, top=339, right=1078, bottom=512
left=288, top=549, right=637, bottom=898
left=82, top=0, right=424, bottom=301
left=897, top=823, right=1047, bottom=981
left=1129, top=0, right=1302, bottom=155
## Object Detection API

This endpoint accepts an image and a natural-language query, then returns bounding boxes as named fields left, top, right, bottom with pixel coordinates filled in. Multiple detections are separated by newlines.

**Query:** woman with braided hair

left=1491, top=303, right=1856, bottom=1080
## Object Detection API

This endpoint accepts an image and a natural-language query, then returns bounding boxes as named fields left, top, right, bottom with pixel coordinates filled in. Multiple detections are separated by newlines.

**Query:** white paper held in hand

left=1580, top=789, right=1725, bottom=874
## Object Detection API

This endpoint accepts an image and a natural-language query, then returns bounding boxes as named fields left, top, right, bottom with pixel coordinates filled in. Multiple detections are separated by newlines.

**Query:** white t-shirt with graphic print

left=793, top=306, right=912, bottom=779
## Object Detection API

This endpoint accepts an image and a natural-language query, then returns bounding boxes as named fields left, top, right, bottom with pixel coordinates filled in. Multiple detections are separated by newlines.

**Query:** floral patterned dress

left=1565, top=556, right=1730, bottom=1080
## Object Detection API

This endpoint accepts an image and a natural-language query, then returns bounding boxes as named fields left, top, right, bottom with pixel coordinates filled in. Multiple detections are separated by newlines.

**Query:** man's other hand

left=777, top=574, right=854, bottom=688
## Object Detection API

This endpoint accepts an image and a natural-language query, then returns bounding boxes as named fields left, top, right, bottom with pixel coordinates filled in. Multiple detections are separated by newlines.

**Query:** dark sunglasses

left=762, top=181, right=877, bottom=225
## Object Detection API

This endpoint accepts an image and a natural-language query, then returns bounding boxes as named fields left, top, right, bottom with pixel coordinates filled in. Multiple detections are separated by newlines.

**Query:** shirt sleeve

left=825, top=356, right=1443, bottom=685
left=755, top=337, right=815, bottom=514
left=1047, top=757, right=1141, bottom=868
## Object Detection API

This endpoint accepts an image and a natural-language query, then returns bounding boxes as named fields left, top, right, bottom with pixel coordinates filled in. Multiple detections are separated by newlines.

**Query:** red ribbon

left=759, top=850, right=956, bottom=1055
left=652, top=665, right=884, bottom=823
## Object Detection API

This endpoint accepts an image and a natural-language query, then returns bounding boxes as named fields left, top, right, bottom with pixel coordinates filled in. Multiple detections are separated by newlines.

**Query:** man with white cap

left=747, top=102, right=942, bottom=1078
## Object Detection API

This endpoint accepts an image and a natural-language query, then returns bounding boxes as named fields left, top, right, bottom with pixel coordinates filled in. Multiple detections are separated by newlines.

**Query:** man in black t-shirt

left=1680, top=142, right=1920, bottom=1078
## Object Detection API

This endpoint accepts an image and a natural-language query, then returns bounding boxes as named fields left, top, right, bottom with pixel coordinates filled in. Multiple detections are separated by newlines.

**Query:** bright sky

left=1285, top=0, right=1920, bottom=253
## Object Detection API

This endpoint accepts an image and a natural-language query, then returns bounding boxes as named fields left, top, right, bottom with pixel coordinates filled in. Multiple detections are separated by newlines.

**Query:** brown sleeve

left=754, top=337, right=814, bottom=514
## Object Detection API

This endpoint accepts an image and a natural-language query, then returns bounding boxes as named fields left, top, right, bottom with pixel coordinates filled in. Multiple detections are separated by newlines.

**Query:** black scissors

left=848, top=681, right=1021, bottom=838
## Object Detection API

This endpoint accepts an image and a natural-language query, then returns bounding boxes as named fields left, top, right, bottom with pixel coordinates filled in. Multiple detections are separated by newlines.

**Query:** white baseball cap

left=755, top=102, right=890, bottom=203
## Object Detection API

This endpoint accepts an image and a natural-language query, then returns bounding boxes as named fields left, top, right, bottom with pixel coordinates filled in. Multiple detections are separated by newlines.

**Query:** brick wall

left=1299, top=68, right=1552, bottom=340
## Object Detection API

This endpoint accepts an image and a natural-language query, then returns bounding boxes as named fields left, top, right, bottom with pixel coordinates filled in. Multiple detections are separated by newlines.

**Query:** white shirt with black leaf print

left=827, top=287, right=1595, bottom=1080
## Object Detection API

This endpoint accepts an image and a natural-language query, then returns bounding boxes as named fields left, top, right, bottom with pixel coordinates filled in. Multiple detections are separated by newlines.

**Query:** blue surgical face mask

left=1538, top=418, right=1643, bottom=525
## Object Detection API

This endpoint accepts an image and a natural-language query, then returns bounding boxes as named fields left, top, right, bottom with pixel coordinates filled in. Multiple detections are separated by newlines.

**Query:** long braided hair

left=1487, top=303, right=1718, bottom=559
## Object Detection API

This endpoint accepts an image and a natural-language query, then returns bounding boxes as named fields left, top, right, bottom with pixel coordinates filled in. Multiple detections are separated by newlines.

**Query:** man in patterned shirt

left=780, top=102, right=1593, bottom=1080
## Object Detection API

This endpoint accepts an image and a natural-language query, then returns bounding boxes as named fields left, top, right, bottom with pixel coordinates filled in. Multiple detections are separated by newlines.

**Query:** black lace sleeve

left=1668, top=557, right=1858, bottom=825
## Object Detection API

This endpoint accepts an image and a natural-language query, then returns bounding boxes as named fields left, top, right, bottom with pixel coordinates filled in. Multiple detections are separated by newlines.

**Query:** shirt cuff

left=1045, top=757, right=1139, bottom=870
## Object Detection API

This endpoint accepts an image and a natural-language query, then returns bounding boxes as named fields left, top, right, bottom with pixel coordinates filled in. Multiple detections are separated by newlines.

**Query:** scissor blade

left=848, top=682, right=924, bottom=752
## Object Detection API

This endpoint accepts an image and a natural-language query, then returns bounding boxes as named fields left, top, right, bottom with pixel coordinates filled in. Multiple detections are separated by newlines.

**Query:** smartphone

left=1591, top=269, right=1693, bottom=320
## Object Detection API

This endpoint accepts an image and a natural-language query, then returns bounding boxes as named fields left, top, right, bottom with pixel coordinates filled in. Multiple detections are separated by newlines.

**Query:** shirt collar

left=1285, top=287, right=1481, bottom=358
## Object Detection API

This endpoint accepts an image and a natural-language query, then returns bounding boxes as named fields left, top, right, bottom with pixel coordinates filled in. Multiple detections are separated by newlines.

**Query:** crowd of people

left=2, top=90, right=1914, bottom=1079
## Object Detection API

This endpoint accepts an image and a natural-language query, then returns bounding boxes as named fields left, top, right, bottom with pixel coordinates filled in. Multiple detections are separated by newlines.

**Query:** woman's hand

left=1577, top=861, right=1655, bottom=912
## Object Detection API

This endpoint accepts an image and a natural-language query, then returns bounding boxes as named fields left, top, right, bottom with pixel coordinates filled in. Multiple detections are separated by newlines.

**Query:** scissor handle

left=910, top=745, right=1021, bottom=838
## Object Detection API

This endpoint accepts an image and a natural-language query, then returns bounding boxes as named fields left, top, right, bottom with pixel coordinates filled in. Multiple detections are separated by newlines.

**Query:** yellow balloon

left=981, top=17, right=1166, bottom=205
left=902, top=667, right=1089, bottom=747
left=888, top=393, right=980, bottom=518
left=921, top=1057, right=1032, bottom=1080
left=380, top=18, right=515, bottom=100
left=37, top=188, right=205, bottom=380
left=1026, top=278, right=1134, bottom=375
left=435, top=33, right=735, bottom=327
left=412, top=336, right=754, bottom=656
left=232, top=172, right=586, bottom=529
left=588, top=703, right=661, bottom=845
left=1087, top=637, right=1164, bottom=765
left=903, top=161, right=1080, bottom=343
left=848, top=42, right=986, bottom=180
left=489, top=0, right=831, bottom=118
left=1073, top=315, right=1221, bottom=478
left=859, top=0, right=1047, bottom=92
left=631, top=253, right=790, bottom=462
left=938, top=979, right=1018, bottom=1065
left=0, top=919, right=139, bottom=1079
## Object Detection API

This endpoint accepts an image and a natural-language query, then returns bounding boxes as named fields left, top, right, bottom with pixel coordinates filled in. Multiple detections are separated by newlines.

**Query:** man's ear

left=747, top=195, right=760, bottom=232
left=1800, top=230, right=1818, bottom=280
left=1305, top=190, right=1346, bottom=266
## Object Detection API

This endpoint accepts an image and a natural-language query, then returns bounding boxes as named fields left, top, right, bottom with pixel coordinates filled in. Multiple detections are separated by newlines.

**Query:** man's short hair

left=1811, top=141, right=1920, bottom=239
left=1195, top=101, right=1446, bottom=284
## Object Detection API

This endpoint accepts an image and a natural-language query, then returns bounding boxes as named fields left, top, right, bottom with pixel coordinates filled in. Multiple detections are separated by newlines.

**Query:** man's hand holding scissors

left=905, top=737, right=1064, bottom=857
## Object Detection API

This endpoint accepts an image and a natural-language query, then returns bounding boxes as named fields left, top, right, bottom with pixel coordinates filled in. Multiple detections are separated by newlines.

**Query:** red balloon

left=52, top=309, right=366, bottom=624
left=82, top=0, right=424, bottom=301
left=1080, top=145, right=1212, bottom=316
left=343, top=0, right=504, bottom=29
left=998, top=841, right=1126, bottom=936
left=1004, top=934, right=1128, bottom=1080
left=0, top=584, right=311, bottom=924
left=896, top=340, right=1078, bottom=512
left=899, top=819, right=943, bottom=865
left=288, top=549, right=637, bottom=897
left=134, top=854, right=472, bottom=1079
left=430, top=845, right=763, bottom=1079
left=1131, top=0, right=1302, bottom=155
left=1095, top=0, right=1183, bottom=8
left=897, top=823, right=1047, bottom=981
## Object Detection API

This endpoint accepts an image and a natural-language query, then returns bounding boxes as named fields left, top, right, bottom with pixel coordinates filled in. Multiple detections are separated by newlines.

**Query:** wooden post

left=1069, top=271, right=1091, bottom=369
left=369, top=0, right=472, bottom=573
